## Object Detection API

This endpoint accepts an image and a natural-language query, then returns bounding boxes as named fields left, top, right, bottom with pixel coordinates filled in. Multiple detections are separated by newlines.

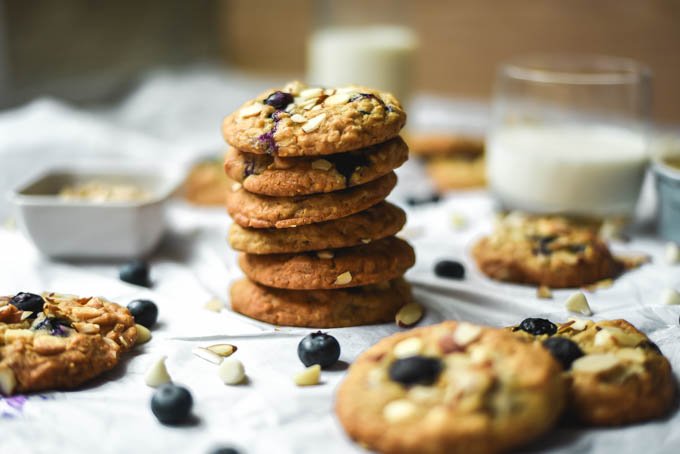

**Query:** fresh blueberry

left=405, top=193, right=441, bottom=206
left=127, top=299, right=158, bottom=328
left=151, top=384, right=193, bottom=425
left=208, top=447, right=240, bottom=454
left=297, top=331, right=341, bottom=368
left=33, top=317, right=70, bottom=336
left=9, top=292, right=45, bottom=315
left=542, top=337, right=584, bottom=369
left=434, top=260, right=466, bottom=279
left=517, top=318, right=557, bottom=336
left=119, top=260, right=151, bottom=287
left=388, top=356, right=443, bottom=386
left=264, top=91, right=293, bottom=110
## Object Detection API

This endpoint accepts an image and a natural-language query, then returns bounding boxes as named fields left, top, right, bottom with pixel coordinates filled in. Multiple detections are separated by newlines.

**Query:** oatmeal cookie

left=408, top=134, right=484, bottom=159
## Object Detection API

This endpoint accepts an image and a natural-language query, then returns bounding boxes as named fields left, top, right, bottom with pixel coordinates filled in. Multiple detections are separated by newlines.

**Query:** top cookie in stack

left=222, top=81, right=415, bottom=328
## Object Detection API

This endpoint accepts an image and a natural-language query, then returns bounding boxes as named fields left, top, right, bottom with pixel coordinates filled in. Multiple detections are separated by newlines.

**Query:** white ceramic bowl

left=10, top=165, right=182, bottom=259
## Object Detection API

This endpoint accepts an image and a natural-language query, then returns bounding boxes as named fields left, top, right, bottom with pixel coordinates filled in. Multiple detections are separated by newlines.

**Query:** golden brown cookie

left=408, top=134, right=484, bottom=159
left=472, top=213, right=623, bottom=288
left=224, top=136, right=408, bottom=196
left=229, top=202, right=406, bottom=254
left=238, top=236, right=415, bottom=290
left=510, top=317, right=675, bottom=426
left=222, top=81, right=406, bottom=157
left=425, top=156, right=486, bottom=191
left=183, top=157, right=234, bottom=206
left=226, top=171, right=397, bottom=229
left=0, top=292, right=137, bottom=395
left=336, top=321, right=566, bottom=454
left=230, top=278, right=412, bottom=328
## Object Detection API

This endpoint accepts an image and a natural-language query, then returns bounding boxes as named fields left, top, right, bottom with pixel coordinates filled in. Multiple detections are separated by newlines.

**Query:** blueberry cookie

left=224, top=136, right=408, bottom=196
left=226, top=171, right=397, bottom=229
left=336, top=321, right=565, bottom=454
left=510, top=317, right=675, bottom=425
left=238, top=236, right=415, bottom=290
left=0, top=292, right=137, bottom=395
left=472, top=214, right=623, bottom=288
left=222, top=81, right=407, bottom=157
left=183, top=156, right=234, bottom=206
left=229, top=202, right=406, bottom=255
left=230, top=278, right=412, bottom=328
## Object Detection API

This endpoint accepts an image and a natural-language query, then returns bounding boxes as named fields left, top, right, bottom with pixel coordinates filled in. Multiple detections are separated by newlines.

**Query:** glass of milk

left=488, top=54, right=652, bottom=218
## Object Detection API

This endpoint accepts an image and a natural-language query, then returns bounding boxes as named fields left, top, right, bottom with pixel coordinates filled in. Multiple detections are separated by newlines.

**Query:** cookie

left=0, top=292, right=137, bottom=395
left=222, top=81, right=406, bottom=157
left=510, top=317, right=675, bottom=426
left=230, top=278, right=412, bottom=328
left=224, top=136, right=408, bottom=196
left=229, top=202, right=406, bottom=254
left=183, top=157, right=234, bottom=206
left=226, top=171, right=397, bottom=229
left=238, top=236, right=415, bottom=290
left=336, top=321, right=565, bottom=454
left=472, top=213, right=623, bottom=288
left=425, top=156, right=486, bottom=191
left=408, top=134, right=484, bottom=159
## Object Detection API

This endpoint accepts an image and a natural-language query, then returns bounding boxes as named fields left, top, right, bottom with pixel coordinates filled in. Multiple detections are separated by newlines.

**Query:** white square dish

left=10, top=165, right=182, bottom=259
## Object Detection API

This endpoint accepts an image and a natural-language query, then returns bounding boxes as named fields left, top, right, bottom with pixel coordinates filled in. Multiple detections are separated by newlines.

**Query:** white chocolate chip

left=239, top=103, right=263, bottom=118
left=218, top=357, right=246, bottom=385
left=665, top=243, right=680, bottom=264
left=207, top=344, right=237, bottom=357
left=316, top=250, right=334, bottom=259
left=616, top=348, right=647, bottom=363
left=661, top=288, right=680, bottom=306
left=393, top=337, right=423, bottom=358
left=290, top=114, right=306, bottom=123
left=594, top=326, right=642, bottom=348
left=568, top=318, right=590, bottom=331
left=395, top=303, right=424, bottom=328
left=204, top=298, right=224, bottom=313
left=294, top=364, right=321, bottom=386
left=145, top=356, right=172, bottom=387
left=565, top=291, right=592, bottom=316
left=452, top=323, right=482, bottom=346
left=311, top=159, right=333, bottom=171
left=383, top=399, right=417, bottom=423
left=231, top=182, right=242, bottom=192
left=334, top=271, right=352, bottom=285
left=572, top=353, right=621, bottom=373
left=192, top=346, right=223, bottom=364
left=0, top=366, right=17, bottom=396
left=299, top=87, right=323, bottom=99
left=302, top=113, right=326, bottom=133
left=325, top=93, right=351, bottom=106
left=135, top=324, right=151, bottom=345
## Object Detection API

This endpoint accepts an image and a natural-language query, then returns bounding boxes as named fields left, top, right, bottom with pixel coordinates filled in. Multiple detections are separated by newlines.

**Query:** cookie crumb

left=537, top=286, right=553, bottom=299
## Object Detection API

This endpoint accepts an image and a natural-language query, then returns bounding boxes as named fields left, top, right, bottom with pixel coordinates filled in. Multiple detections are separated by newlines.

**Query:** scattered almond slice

left=395, top=303, right=424, bottom=328
left=192, top=346, right=223, bottom=364
left=238, top=103, right=263, bottom=118
left=299, top=87, right=323, bottom=99
left=290, top=113, right=306, bottom=123
left=135, top=324, right=151, bottom=345
left=218, top=357, right=246, bottom=385
left=294, top=364, right=321, bottom=386
left=334, top=271, right=352, bottom=285
left=661, top=288, right=680, bottom=306
left=204, top=298, right=224, bottom=313
left=565, top=291, right=592, bottom=316
left=207, top=344, right=237, bottom=357
left=325, top=93, right=351, bottom=106
left=145, top=356, right=171, bottom=387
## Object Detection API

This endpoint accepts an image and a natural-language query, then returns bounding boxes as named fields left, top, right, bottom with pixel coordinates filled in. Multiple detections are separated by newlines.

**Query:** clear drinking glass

left=487, top=54, right=652, bottom=218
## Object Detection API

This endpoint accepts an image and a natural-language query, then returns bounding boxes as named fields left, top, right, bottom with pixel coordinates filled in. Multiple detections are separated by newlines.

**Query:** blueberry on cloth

left=297, top=331, right=341, bottom=368
left=434, top=260, right=466, bottom=279
left=406, top=193, right=441, bottom=206
left=264, top=91, right=294, bottom=110
left=119, top=260, right=151, bottom=287
left=151, top=384, right=193, bottom=425
left=9, top=292, right=45, bottom=315
left=388, top=356, right=443, bottom=386
left=517, top=318, right=557, bottom=336
left=208, top=447, right=240, bottom=454
left=542, top=337, right=584, bottom=369
left=127, top=299, right=158, bottom=328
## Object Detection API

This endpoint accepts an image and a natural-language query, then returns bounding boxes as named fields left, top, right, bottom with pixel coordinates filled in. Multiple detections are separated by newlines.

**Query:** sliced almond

left=218, top=357, right=246, bottom=385
left=311, top=159, right=333, bottom=171
left=0, top=366, right=17, bottom=396
left=661, top=288, right=680, bottom=306
left=568, top=318, right=590, bottom=331
left=572, top=353, right=621, bottom=374
left=299, top=87, right=323, bottom=99
left=595, top=326, right=644, bottom=347
left=4, top=329, right=34, bottom=344
left=665, top=242, right=680, bottom=265
left=323, top=88, right=336, bottom=96
left=361, top=238, right=372, bottom=244
left=301, top=113, right=326, bottom=133
left=616, top=348, right=647, bottom=363
left=316, top=251, right=334, bottom=259
left=71, top=306, right=101, bottom=320
left=135, top=324, right=151, bottom=345
left=231, top=182, right=242, bottom=192
left=204, top=298, right=224, bottom=313
left=324, top=93, right=351, bottom=106
left=145, top=356, right=172, bottom=387
left=290, top=114, right=306, bottom=123
left=73, top=322, right=100, bottom=334
left=452, top=323, right=482, bottom=346
left=334, top=271, right=352, bottom=285
left=20, top=311, right=34, bottom=321
left=395, top=303, right=424, bottom=328
left=32, top=335, right=67, bottom=355
left=207, top=344, right=237, bottom=357
left=192, top=346, right=223, bottom=364
left=393, top=337, right=423, bottom=358
left=239, top=103, right=263, bottom=118
left=383, top=399, right=417, bottom=423
left=294, top=364, right=321, bottom=386
left=565, top=291, right=592, bottom=316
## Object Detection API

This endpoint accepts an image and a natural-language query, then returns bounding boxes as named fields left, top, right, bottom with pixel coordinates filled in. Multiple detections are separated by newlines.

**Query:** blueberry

left=33, top=317, right=70, bottom=336
left=517, top=318, right=557, bottom=336
left=264, top=91, right=293, bottom=110
left=542, top=337, right=584, bottom=369
left=388, top=356, right=443, bottom=386
left=208, top=447, right=240, bottom=454
left=151, top=384, right=193, bottom=425
left=127, top=299, right=158, bottom=328
left=9, top=292, right=44, bottom=315
left=297, top=331, right=341, bottom=368
left=406, top=193, right=441, bottom=206
left=434, top=260, right=466, bottom=279
left=119, top=260, right=151, bottom=287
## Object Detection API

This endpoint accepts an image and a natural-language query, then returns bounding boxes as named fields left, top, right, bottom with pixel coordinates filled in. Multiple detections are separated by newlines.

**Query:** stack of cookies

left=221, top=81, right=415, bottom=328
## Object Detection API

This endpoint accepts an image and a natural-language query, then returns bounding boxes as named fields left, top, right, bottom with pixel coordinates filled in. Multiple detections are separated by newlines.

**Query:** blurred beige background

left=2, top=0, right=679, bottom=123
